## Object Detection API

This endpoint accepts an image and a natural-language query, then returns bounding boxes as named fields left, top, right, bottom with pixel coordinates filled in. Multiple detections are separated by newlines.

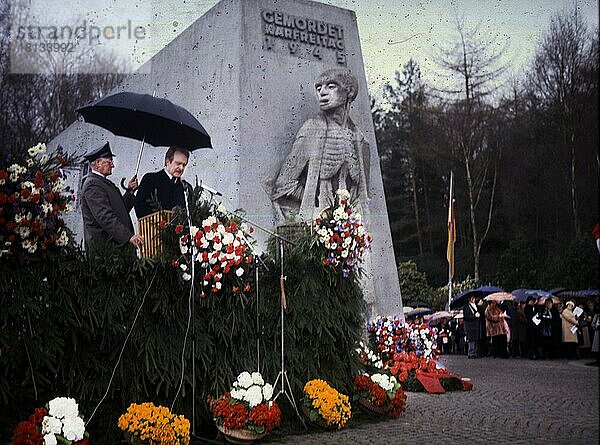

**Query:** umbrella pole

left=134, top=136, right=146, bottom=178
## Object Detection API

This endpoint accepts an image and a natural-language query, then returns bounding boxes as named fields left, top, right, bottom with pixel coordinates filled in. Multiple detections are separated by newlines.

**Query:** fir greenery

left=0, top=218, right=365, bottom=443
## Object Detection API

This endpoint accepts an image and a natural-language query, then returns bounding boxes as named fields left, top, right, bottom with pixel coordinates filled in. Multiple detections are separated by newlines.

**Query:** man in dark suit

left=134, top=147, right=192, bottom=218
left=80, top=142, right=144, bottom=252
left=463, top=295, right=482, bottom=358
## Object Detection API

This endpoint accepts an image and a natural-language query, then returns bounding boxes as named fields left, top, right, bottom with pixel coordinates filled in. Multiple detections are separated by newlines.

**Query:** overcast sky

left=15, top=0, right=600, bottom=95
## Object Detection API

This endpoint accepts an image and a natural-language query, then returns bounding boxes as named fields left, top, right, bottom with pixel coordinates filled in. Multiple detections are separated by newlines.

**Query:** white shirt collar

left=91, top=169, right=107, bottom=178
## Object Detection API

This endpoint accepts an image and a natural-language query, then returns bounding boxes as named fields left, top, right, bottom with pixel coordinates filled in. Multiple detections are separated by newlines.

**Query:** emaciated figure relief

left=270, top=68, right=370, bottom=219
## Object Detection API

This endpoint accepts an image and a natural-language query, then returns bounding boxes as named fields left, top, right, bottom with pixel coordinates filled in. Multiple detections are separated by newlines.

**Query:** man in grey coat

left=80, top=142, right=144, bottom=252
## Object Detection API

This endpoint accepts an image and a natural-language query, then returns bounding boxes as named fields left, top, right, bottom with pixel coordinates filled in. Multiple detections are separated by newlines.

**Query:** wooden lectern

left=137, top=210, right=173, bottom=259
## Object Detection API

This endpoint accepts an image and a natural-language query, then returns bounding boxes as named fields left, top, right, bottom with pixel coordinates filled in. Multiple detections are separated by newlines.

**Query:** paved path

left=267, top=356, right=599, bottom=444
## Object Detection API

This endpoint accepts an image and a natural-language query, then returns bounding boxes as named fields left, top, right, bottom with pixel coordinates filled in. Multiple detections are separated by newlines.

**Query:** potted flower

left=302, top=379, right=351, bottom=430
left=208, top=371, right=281, bottom=442
left=117, top=402, right=190, bottom=444
left=12, top=397, right=89, bottom=445
left=353, top=373, right=407, bottom=419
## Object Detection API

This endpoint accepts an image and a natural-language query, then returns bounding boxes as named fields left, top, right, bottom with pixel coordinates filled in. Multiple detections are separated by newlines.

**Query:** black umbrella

left=449, top=285, right=504, bottom=310
left=405, top=307, right=432, bottom=318
left=77, top=91, right=212, bottom=179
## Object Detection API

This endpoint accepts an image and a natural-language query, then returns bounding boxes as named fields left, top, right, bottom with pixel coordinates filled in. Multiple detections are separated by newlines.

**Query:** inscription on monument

left=261, top=10, right=346, bottom=65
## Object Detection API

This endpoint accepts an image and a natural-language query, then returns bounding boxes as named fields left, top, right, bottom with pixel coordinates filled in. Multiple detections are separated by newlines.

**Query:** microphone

left=199, top=180, right=222, bottom=197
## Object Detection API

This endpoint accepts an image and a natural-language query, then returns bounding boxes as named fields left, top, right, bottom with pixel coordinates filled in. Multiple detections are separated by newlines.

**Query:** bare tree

left=527, top=6, right=597, bottom=236
left=0, top=2, right=127, bottom=156
left=433, top=16, right=508, bottom=281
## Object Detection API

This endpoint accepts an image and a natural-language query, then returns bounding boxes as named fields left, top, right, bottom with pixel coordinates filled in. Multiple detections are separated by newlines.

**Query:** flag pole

left=447, top=171, right=455, bottom=309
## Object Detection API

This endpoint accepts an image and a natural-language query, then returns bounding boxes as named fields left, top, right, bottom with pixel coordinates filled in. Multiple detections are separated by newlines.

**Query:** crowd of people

left=431, top=297, right=600, bottom=366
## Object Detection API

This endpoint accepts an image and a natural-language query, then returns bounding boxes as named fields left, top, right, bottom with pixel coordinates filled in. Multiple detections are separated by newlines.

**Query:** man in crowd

left=80, top=142, right=144, bottom=252
left=134, top=146, right=193, bottom=218
left=463, top=295, right=481, bottom=359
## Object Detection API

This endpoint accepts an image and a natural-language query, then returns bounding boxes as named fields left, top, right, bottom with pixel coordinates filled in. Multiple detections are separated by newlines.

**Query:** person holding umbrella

left=463, top=295, right=481, bottom=359
left=485, top=300, right=508, bottom=358
left=134, top=146, right=193, bottom=218
left=80, top=142, right=144, bottom=253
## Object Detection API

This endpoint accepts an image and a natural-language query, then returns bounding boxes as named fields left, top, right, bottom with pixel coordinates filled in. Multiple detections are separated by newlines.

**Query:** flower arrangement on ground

left=302, top=379, right=351, bottom=430
left=389, top=351, right=449, bottom=392
left=166, top=201, right=255, bottom=297
left=12, top=397, right=88, bottom=445
left=355, top=340, right=384, bottom=372
left=0, top=143, right=76, bottom=257
left=314, top=189, right=371, bottom=277
left=117, top=402, right=190, bottom=445
left=353, top=373, right=407, bottom=419
left=208, top=371, right=281, bottom=437
left=366, top=315, right=439, bottom=366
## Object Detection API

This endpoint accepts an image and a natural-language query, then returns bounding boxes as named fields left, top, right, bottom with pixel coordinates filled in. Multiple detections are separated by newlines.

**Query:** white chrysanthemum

left=213, top=242, right=222, bottom=251
left=51, top=178, right=65, bottom=193
left=43, top=433, right=57, bottom=445
left=333, top=207, right=347, bottom=220
left=182, top=273, right=192, bottom=281
left=215, top=281, right=222, bottom=289
left=189, top=225, right=199, bottom=237
left=48, top=397, right=78, bottom=419
left=55, top=230, right=69, bottom=247
left=235, top=267, right=244, bottom=277
left=203, top=216, right=217, bottom=227
left=222, top=232, right=234, bottom=245
left=62, top=416, right=85, bottom=441
left=244, top=385, right=263, bottom=408
left=180, top=244, right=189, bottom=255
left=251, top=372, right=264, bottom=385
left=42, top=416, right=62, bottom=435
left=230, top=388, right=245, bottom=401
left=180, top=264, right=188, bottom=272
left=262, top=383, right=273, bottom=401
left=237, top=371, right=253, bottom=388
left=41, top=203, right=52, bottom=214
left=336, top=189, right=351, bottom=199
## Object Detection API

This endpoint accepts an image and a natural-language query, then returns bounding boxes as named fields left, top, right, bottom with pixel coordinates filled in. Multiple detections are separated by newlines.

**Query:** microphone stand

left=218, top=207, right=305, bottom=427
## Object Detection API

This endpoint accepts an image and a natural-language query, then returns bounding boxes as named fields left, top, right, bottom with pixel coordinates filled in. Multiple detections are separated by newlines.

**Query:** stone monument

left=50, top=0, right=403, bottom=318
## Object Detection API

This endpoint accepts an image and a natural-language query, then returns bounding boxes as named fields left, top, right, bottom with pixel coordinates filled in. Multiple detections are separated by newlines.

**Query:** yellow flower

left=117, top=402, right=190, bottom=444
left=303, top=379, right=351, bottom=429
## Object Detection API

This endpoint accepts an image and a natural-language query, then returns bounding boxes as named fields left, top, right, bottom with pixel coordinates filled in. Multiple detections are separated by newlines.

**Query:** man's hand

left=127, top=175, right=138, bottom=191
left=129, top=234, right=144, bottom=247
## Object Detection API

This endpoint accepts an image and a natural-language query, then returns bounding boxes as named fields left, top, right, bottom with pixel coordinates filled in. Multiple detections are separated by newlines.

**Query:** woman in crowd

left=561, top=301, right=579, bottom=359
left=539, top=297, right=561, bottom=359
left=485, top=300, right=508, bottom=358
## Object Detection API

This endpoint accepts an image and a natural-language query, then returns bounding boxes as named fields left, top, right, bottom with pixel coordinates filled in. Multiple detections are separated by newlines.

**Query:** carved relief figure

left=270, top=68, right=370, bottom=219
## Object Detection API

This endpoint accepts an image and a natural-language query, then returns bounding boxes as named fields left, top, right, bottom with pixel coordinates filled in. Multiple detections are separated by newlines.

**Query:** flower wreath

left=12, top=397, right=88, bottom=445
left=302, top=379, right=351, bottom=429
left=117, top=402, right=190, bottom=445
left=353, top=373, right=407, bottom=419
left=0, top=143, right=76, bottom=257
left=314, top=189, right=371, bottom=278
left=208, top=371, right=281, bottom=434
